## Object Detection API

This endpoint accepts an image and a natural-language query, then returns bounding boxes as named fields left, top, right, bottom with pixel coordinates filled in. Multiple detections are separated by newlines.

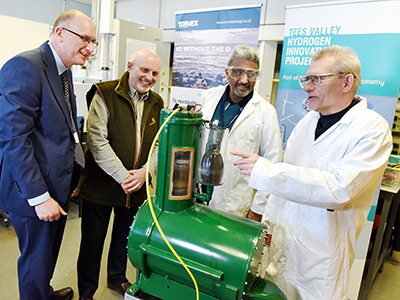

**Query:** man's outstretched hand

left=230, top=150, right=260, bottom=176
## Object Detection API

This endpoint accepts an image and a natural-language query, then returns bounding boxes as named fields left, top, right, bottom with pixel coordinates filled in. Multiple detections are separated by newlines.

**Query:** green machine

left=126, top=108, right=286, bottom=300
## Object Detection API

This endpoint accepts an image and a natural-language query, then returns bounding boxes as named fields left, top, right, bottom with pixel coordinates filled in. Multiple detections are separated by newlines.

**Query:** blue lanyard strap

left=218, top=92, right=251, bottom=129
left=219, top=100, right=245, bottom=129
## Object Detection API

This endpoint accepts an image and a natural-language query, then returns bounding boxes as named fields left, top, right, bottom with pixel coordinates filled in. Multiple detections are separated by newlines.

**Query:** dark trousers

left=77, top=200, right=138, bottom=298
left=9, top=211, right=68, bottom=300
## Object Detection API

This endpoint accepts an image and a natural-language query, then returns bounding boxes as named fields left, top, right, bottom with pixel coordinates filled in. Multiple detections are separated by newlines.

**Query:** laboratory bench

left=358, top=183, right=400, bottom=300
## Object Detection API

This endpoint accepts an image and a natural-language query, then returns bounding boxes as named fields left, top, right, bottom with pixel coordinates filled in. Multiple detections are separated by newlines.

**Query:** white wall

left=113, top=0, right=347, bottom=103
left=114, top=0, right=161, bottom=28
left=1, top=0, right=91, bottom=26
left=0, top=0, right=351, bottom=103
left=0, top=15, right=50, bottom=69
left=115, top=0, right=348, bottom=42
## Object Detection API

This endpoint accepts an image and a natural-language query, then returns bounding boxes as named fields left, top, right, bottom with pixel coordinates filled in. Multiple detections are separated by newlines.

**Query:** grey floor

left=0, top=202, right=135, bottom=300
left=0, top=201, right=399, bottom=300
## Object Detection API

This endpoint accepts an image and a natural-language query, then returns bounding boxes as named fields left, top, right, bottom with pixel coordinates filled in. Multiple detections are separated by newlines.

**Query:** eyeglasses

left=62, top=27, right=98, bottom=48
left=227, top=66, right=261, bottom=81
left=298, top=73, right=345, bottom=88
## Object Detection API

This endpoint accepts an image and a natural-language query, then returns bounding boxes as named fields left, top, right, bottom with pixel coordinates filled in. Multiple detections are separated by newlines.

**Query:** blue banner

left=175, top=6, right=261, bottom=31
left=170, top=5, right=261, bottom=108
left=277, top=3, right=400, bottom=150
left=279, top=33, right=400, bottom=97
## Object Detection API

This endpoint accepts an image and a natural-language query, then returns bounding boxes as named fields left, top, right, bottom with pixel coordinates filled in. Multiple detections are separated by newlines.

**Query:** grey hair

left=227, top=45, right=260, bottom=68
left=312, top=45, right=361, bottom=92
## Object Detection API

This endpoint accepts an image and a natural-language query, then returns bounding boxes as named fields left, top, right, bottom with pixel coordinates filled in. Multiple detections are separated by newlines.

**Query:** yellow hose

left=145, top=108, right=199, bottom=300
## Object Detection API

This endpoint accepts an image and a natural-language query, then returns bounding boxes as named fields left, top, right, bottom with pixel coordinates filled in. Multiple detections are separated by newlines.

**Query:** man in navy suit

left=0, top=10, right=96, bottom=300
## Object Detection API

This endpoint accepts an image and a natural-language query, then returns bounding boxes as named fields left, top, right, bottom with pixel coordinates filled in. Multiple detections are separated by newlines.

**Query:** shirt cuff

left=28, top=192, right=50, bottom=206
left=249, top=157, right=267, bottom=190
left=115, top=169, right=131, bottom=184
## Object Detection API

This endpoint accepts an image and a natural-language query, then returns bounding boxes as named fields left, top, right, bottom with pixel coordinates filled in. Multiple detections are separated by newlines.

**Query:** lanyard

left=219, top=98, right=248, bottom=129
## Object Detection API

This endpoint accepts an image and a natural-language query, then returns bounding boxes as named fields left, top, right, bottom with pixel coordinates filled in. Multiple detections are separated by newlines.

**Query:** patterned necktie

left=60, top=70, right=85, bottom=167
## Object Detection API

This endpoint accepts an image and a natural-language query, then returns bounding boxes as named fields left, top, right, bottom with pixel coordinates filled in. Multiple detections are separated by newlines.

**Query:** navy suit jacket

left=0, top=42, right=79, bottom=217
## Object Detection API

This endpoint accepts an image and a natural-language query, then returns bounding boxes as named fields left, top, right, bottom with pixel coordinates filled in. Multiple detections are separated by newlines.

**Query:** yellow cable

left=145, top=108, right=199, bottom=300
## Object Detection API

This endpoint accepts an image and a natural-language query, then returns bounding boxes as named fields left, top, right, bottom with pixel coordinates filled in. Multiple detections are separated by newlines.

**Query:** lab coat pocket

left=226, top=189, right=254, bottom=217
left=286, top=236, right=331, bottom=298
left=237, top=137, right=257, bottom=153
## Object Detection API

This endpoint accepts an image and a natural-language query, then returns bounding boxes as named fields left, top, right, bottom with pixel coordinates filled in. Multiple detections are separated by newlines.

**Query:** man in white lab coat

left=231, top=45, right=392, bottom=299
left=199, top=45, right=282, bottom=221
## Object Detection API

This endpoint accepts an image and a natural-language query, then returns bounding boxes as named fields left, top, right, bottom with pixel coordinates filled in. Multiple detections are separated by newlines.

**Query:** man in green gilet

left=76, top=49, right=164, bottom=300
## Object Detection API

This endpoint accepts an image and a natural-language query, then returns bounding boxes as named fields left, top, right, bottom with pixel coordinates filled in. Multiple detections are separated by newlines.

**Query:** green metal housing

left=127, top=109, right=286, bottom=300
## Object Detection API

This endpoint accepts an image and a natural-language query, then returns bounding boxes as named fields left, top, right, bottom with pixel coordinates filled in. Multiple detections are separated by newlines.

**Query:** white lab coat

left=199, top=85, right=282, bottom=217
left=249, top=97, right=392, bottom=300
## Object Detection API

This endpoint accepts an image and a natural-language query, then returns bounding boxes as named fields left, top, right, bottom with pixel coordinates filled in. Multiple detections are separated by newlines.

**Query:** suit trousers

left=77, top=199, right=138, bottom=298
left=9, top=210, right=68, bottom=300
